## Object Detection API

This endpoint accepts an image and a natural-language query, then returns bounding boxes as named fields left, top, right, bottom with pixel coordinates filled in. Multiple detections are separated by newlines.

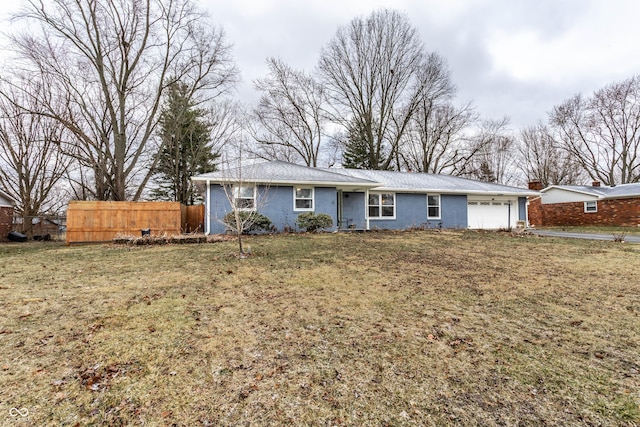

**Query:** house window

left=234, top=186, right=256, bottom=210
left=584, top=201, right=597, bottom=213
left=294, top=187, right=314, bottom=211
left=368, top=192, right=395, bottom=218
left=427, top=195, right=441, bottom=219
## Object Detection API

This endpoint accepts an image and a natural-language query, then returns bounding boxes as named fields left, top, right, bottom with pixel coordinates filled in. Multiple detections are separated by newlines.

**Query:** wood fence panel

left=66, top=201, right=183, bottom=244
left=183, top=205, right=205, bottom=233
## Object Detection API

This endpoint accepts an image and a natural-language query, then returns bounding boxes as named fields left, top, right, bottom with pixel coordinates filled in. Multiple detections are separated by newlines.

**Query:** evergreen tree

left=152, top=82, right=218, bottom=205
left=342, top=118, right=389, bottom=169
left=478, top=161, right=497, bottom=183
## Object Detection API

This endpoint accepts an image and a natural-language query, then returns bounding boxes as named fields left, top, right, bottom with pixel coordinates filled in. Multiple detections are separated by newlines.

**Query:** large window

left=584, top=201, right=597, bottom=213
left=294, top=187, right=314, bottom=211
left=427, top=194, right=441, bottom=219
left=368, top=192, right=395, bottom=218
left=234, top=186, right=256, bottom=210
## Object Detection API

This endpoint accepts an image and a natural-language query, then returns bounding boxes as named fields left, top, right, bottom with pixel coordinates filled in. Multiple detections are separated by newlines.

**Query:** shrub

left=223, top=211, right=272, bottom=234
left=296, top=212, right=333, bottom=232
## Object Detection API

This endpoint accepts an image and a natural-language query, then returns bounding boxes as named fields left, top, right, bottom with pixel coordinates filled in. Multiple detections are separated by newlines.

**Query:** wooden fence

left=182, top=204, right=205, bottom=233
left=66, top=201, right=204, bottom=244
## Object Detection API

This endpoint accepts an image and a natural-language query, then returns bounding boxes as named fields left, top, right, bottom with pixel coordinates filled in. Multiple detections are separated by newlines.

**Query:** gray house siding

left=368, top=193, right=426, bottom=230
left=368, top=193, right=468, bottom=230
left=312, top=187, right=338, bottom=230
left=208, top=185, right=231, bottom=234
left=518, top=197, right=527, bottom=221
left=441, top=194, right=468, bottom=228
left=258, top=186, right=295, bottom=232
left=208, top=185, right=339, bottom=233
left=342, top=192, right=366, bottom=229
left=261, top=186, right=338, bottom=232
left=265, top=186, right=339, bottom=231
left=208, top=185, right=294, bottom=233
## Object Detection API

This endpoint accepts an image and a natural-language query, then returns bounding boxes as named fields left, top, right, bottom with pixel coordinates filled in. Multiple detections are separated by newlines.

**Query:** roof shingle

left=192, top=160, right=538, bottom=196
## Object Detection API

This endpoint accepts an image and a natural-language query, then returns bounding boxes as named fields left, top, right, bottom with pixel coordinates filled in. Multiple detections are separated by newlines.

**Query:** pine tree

left=478, top=161, right=497, bottom=183
left=152, top=82, right=218, bottom=205
left=342, top=118, right=388, bottom=169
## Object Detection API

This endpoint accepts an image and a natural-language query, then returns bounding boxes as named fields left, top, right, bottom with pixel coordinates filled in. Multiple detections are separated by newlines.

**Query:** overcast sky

left=3, top=0, right=639, bottom=130
left=198, top=0, right=640, bottom=129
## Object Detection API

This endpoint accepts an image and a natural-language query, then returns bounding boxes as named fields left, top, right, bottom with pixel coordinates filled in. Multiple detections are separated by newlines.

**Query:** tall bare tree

left=2, top=0, right=237, bottom=201
left=462, top=118, right=520, bottom=185
left=519, top=122, right=584, bottom=187
left=0, top=83, right=70, bottom=236
left=400, top=101, right=477, bottom=174
left=252, top=58, right=327, bottom=167
left=318, top=9, right=451, bottom=170
left=550, top=75, right=640, bottom=185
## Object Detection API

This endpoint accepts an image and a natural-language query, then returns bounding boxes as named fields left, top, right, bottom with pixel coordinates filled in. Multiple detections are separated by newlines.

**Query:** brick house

left=528, top=180, right=640, bottom=227
left=0, top=190, right=16, bottom=241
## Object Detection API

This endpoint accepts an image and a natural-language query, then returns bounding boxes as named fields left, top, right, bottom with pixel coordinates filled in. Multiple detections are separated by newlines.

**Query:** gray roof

left=328, top=168, right=538, bottom=196
left=543, top=182, right=640, bottom=199
left=192, top=160, right=538, bottom=196
left=192, top=160, right=379, bottom=188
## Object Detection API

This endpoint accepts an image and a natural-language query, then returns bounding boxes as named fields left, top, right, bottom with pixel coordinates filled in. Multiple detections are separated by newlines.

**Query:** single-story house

left=528, top=180, right=640, bottom=227
left=0, top=189, right=16, bottom=240
left=192, top=161, right=538, bottom=234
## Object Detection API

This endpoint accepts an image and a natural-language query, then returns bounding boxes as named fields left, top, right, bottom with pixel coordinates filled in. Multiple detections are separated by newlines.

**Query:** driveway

left=530, top=229, right=640, bottom=243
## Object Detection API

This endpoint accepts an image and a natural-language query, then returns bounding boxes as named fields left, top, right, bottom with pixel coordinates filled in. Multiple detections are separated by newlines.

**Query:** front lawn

left=536, top=225, right=640, bottom=236
left=1, top=231, right=639, bottom=426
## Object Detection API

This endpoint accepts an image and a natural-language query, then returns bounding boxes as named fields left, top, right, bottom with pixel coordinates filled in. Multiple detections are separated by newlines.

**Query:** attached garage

left=467, top=197, right=519, bottom=229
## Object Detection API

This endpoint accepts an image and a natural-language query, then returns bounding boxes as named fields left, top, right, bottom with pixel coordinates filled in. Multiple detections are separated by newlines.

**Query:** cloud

left=5, top=0, right=639, bottom=129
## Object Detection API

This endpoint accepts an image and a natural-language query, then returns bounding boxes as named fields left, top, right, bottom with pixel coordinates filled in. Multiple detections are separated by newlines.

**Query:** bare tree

left=462, top=118, right=520, bottom=185
left=0, top=83, right=70, bottom=236
left=399, top=101, right=478, bottom=174
left=217, top=149, right=270, bottom=258
left=252, top=58, right=328, bottom=167
left=2, top=0, right=237, bottom=201
left=550, top=75, right=640, bottom=185
left=318, top=9, right=452, bottom=170
left=518, top=122, right=584, bottom=187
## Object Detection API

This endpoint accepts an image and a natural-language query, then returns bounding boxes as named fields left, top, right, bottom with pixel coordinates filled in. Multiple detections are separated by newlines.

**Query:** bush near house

left=296, top=212, right=333, bottom=232
left=223, top=211, right=272, bottom=233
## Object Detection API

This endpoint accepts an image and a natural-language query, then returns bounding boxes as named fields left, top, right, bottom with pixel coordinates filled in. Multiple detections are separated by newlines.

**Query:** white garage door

left=467, top=198, right=518, bottom=229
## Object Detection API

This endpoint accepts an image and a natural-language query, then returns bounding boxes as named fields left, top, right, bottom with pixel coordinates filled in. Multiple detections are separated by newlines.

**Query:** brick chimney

left=528, top=180, right=543, bottom=191
left=592, top=181, right=601, bottom=187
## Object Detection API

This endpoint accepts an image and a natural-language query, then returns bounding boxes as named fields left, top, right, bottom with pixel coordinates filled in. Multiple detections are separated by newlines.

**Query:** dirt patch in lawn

left=1, top=231, right=639, bottom=426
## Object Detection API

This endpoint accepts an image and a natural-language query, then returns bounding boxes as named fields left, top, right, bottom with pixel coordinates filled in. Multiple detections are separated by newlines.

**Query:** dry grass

left=1, top=230, right=639, bottom=426
left=539, top=225, right=640, bottom=236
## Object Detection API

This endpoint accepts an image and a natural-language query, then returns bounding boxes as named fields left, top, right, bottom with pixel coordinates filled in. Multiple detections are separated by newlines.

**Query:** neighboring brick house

left=0, top=190, right=16, bottom=241
left=528, top=181, right=640, bottom=227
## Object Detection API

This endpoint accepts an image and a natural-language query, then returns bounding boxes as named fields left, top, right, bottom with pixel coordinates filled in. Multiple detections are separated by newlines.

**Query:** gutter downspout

left=205, top=180, right=211, bottom=235
left=365, top=189, right=370, bottom=231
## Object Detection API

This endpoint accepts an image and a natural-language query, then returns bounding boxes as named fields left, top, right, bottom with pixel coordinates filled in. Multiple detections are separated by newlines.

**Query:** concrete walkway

left=529, top=229, right=640, bottom=243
